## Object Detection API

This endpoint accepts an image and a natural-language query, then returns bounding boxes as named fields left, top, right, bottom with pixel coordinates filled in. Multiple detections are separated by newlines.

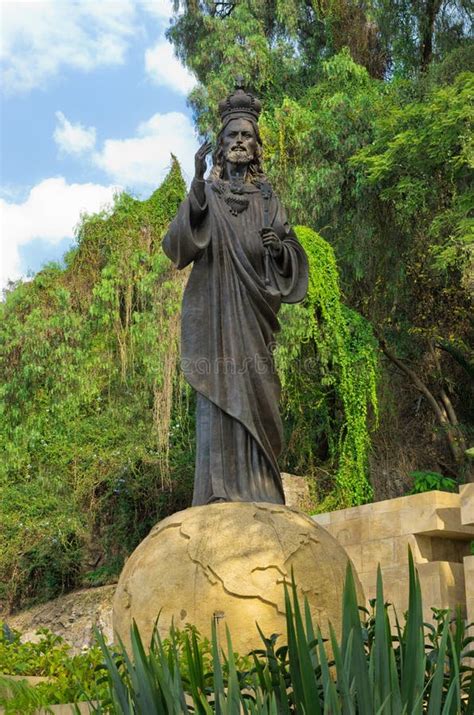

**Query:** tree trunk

left=380, top=340, right=473, bottom=482
left=420, top=0, right=442, bottom=72
left=436, top=339, right=474, bottom=379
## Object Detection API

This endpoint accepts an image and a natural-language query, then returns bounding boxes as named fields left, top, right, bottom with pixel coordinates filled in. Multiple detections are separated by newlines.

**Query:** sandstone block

left=398, top=491, right=474, bottom=539
left=417, top=561, right=466, bottom=618
left=312, top=489, right=474, bottom=623
left=464, top=555, right=474, bottom=622
left=368, top=512, right=401, bottom=540
left=281, top=473, right=310, bottom=509
left=325, top=517, right=368, bottom=546
left=460, top=484, right=474, bottom=526
left=361, top=537, right=395, bottom=571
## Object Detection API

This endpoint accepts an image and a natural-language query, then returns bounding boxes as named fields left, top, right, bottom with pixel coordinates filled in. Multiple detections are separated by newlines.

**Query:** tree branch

left=379, top=338, right=470, bottom=474
left=380, top=339, right=446, bottom=424
left=436, top=339, right=474, bottom=379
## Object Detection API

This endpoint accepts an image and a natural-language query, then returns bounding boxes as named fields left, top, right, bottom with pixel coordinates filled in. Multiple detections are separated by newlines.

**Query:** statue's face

left=221, top=118, right=258, bottom=165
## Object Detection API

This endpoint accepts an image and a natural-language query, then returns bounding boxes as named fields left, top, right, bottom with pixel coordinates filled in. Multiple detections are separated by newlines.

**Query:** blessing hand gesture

left=194, top=140, right=213, bottom=181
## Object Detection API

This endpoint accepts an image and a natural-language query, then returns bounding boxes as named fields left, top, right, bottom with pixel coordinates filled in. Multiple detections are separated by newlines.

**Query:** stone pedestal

left=113, top=502, right=363, bottom=654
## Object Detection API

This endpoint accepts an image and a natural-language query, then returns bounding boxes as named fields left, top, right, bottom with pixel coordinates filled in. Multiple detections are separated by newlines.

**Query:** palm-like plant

left=90, top=551, right=474, bottom=713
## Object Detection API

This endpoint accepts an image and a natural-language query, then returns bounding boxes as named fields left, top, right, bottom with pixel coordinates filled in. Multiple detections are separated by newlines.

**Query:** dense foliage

left=277, top=226, right=378, bottom=508
left=0, top=625, right=106, bottom=713
left=167, top=0, right=474, bottom=489
left=0, top=161, right=194, bottom=610
left=2, top=556, right=472, bottom=713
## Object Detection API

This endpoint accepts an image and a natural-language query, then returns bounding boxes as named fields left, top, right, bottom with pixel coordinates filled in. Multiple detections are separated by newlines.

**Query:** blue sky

left=0, top=0, right=200, bottom=292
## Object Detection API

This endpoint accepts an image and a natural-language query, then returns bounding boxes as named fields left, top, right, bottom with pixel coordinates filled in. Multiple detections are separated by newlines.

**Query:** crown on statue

left=218, top=76, right=262, bottom=123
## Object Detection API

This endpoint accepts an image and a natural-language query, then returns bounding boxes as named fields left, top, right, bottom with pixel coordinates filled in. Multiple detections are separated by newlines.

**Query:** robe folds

left=162, top=178, right=308, bottom=506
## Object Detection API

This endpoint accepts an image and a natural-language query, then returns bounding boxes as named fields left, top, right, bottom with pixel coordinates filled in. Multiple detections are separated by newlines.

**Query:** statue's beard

left=225, top=146, right=253, bottom=165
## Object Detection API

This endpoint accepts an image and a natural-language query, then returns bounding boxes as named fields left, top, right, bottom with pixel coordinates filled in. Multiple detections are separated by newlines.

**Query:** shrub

left=1, top=553, right=472, bottom=713
left=409, top=470, right=458, bottom=494
left=93, top=552, right=473, bottom=713
left=0, top=624, right=107, bottom=714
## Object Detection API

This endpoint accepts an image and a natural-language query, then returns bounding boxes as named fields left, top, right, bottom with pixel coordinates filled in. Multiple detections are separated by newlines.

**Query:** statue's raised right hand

left=194, top=140, right=213, bottom=181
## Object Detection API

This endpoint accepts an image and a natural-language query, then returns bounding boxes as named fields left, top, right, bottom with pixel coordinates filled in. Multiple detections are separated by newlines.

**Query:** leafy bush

left=90, top=553, right=474, bottom=713
left=278, top=226, right=379, bottom=508
left=0, top=161, right=194, bottom=611
left=409, top=470, right=458, bottom=494
left=0, top=624, right=107, bottom=713
left=1, top=554, right=472, bottom=712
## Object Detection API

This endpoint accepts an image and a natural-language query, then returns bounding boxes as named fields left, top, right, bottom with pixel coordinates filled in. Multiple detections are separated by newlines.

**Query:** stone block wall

left=460, top=484, right=474, bottom=628
left=313, top=485, right=474, bottom=623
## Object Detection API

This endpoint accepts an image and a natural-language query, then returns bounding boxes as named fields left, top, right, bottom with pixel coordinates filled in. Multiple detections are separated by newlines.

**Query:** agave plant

left=88, top=551, right=474, bottom=714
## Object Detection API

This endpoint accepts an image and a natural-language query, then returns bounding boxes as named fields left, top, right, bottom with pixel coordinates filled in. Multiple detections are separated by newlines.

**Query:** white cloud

left=54, top=111, right=97, bottom=155
left=0, top=177, right=120, bottom=292
left=145, top=40, right=197, bottom=95
left=93, top=111, right=198, bottom=186
left=140, top=0, right=174, bottom=21
left=0, top=0, right=136, bottom=94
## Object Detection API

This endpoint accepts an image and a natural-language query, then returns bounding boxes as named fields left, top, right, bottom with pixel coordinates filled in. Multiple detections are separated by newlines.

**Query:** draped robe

left=163, top=178, right=308, bottom=505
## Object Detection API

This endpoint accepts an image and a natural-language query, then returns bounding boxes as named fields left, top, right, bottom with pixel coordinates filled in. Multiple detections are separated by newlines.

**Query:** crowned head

left=210, top=78, right=266, bottom=183
left=217, top=76, right=262, bottom=124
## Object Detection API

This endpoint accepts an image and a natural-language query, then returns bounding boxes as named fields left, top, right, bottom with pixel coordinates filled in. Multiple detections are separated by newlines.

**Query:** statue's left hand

left=261, top=227, right=283, bottom=257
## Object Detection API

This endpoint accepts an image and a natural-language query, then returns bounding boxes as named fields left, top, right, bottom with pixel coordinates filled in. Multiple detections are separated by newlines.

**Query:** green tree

left=374, top=0, right=473, bottom=73
left=166, top=1, right=473, bottom=487
left=0, top=161, right=193, bottom=609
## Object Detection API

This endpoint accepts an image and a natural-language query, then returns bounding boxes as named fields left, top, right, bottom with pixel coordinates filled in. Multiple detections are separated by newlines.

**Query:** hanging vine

left=276, top=225, right=379, bottom=507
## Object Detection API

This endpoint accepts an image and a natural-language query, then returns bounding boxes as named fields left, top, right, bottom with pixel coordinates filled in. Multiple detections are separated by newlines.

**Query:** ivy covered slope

left=0, top=160, right=195, bottom=611
left=167, top=0, right=474, bottom=489
left=0, top=160, right=378, bottom=610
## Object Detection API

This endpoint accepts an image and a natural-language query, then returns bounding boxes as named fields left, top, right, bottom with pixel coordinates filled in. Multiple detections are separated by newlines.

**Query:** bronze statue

left=163, top=80, right=308, bottom=506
